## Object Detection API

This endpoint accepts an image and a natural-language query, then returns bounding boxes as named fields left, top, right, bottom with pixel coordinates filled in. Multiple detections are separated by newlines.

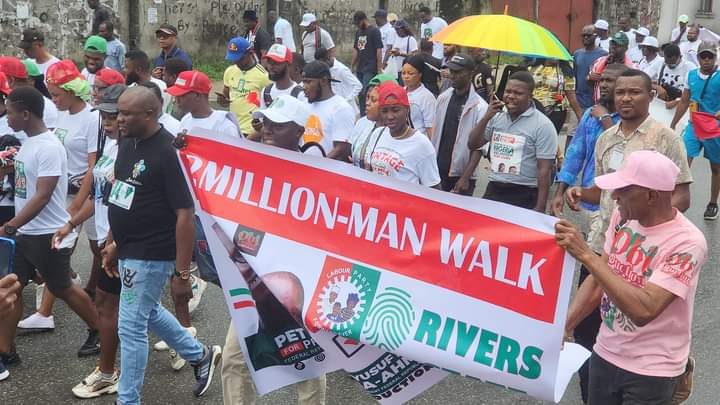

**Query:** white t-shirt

left=33, top=56, right=60, bottom=76
left=179, top=110, right=241, bottom=138
left=680, top=40, right=701, bottom=67
left=389, top=35, right=418, bottom=73
left=54, top=103, right=100, bottom=179
left=671, top=27, right=688, bottom=44
left=627, top=47, right=643, bottom=65
left=596, top=37, right=610, bottom=52
left=274, top=17, right=296, bottom=52
left=659, top=60, right=695, bottom=94
left=639, top=55, right=665, bottom=82
left=259, top=82, right=308, bottom=109
left=92, top=138, right=118, bottom=243
left=302, top=95, right=355, bottom=156
left=350, top=116, right=379, bottom=168
left=3, top=96, right=59, bottom=143
left=420, top=17, right=448, bottom=59
left=622, top=29, right=636, bottom=50
left=301, top=28, right=335, bottom=63
left=81, top=68, right=96, bottom=87
left=159, top=113, right=182, bottom=136
left=14, top=131, right=70, bottom=235
left=379, top=22, right=397, bottom=61
left=365, top=127, right=440, bottom=186
left=407, top=84, right=436, bottom=136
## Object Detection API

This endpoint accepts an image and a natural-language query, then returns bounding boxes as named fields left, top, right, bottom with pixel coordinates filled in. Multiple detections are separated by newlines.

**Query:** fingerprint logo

left=362, top=287, right=414, bottom=351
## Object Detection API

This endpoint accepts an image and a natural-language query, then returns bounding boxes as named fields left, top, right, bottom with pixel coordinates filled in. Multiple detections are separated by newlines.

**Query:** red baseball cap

left=0, top=72, right=11, bottom=96
left=46, top=60, right=81, bottom=86
left=263, top=44, right=293, bottom=63
left=0, top=56, right=28, bottom=80
left=95, top=68, right=125, bottom=86
left=377, top=81, right=410, bottom=107
left=166, top=70, right=212, bottom=96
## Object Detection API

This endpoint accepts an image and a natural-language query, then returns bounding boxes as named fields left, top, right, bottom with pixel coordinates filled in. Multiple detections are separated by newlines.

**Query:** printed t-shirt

left=639, top=56, right=664, bottom=82
left=224, top=63, right=272, bottom=135
left=14, top=131, right=70, bottom=235
left=420, top=17, right=448, bottom=59
left=108, top=128, right=194, bottom=260
left=532, top=65, right=576, bottom=111
left=659, top=61, right=695, bottom=95
left=302, top=95, right=355, bottom=156
left=354, top=25, right=383, bottom=74
left=92, top=138, right=118, bottom=243
left=54, top=103, right=100, bottom=181
left=367, top=127, right=440, bottom=186
left=483, top=105, right=558, bottom=186
left=595, top=208, right=707, bottom=377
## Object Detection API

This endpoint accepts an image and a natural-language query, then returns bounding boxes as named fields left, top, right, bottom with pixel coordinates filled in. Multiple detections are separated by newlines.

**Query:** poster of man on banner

left=178, top=128, right=590, bottom=403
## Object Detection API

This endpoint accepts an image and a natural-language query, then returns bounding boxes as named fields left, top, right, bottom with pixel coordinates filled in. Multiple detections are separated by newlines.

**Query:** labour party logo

left=306, top=256, right=415, bottom=352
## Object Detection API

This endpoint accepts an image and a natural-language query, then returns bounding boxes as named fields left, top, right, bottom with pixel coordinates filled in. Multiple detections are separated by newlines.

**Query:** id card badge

left=108, top=180, right=136, bottom=210
left=608, top=146, right=624, bottom=172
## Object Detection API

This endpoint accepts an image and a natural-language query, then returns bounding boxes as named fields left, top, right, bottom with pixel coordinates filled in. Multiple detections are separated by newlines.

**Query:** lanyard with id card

left=608, top=144, right=625, bottom=172
left=108, top=180, right=136, bottom=210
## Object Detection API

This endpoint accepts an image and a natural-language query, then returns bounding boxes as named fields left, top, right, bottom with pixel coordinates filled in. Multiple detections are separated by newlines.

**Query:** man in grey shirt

left=468, top=71, right=557, bottom=211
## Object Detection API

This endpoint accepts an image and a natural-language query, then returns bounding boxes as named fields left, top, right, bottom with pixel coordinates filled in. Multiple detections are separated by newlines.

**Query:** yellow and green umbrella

left=431, top=14, right=572, bottom=61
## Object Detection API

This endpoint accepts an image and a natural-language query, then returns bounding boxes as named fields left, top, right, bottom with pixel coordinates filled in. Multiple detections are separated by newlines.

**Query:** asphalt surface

left=1, top=158, right=719, bottom=405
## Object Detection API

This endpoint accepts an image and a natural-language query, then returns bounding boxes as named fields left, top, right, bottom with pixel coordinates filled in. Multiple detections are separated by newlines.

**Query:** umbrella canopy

left=431, top=14, right=572, bottom=61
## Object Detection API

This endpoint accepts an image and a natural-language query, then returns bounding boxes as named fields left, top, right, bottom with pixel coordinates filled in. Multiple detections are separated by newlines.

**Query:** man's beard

left=269, top=66, right=287, bottom=81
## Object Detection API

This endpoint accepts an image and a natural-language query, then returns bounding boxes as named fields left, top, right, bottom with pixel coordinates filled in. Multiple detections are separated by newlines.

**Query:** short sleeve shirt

left=302, top=95, right=355, bottom=156
left=54, top=104, right=100, bottom=179
left=592, top=117, right=693, bottom=252
left=223, top=64, right=272, bottom=135
left=366, top=128, right=441, bottom=186
left=354, top=25, right=383, bottom=73
left=531, top=65, right=576, bottom=110
left=595, top=208, right=707, bottom=377
left=483, top=105, right=558, bottom=186
left=302, top=28, right=335, bottom=63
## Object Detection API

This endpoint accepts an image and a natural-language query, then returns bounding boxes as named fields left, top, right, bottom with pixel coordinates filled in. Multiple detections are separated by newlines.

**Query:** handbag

left=690, top=71, right=720, bottom=140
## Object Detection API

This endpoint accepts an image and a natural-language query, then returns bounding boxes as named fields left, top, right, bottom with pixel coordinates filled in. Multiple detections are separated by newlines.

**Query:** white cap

left=678, top=14, right=689, bottom=24
left=300, top=13, right=317, bottom=27
left=632, top=27, right=650, bottom=37
left=252, top=95, right=310, bottom=127
left=594, top=19, right=609, bottom=31
left=639, top=36, right=659, bottom=49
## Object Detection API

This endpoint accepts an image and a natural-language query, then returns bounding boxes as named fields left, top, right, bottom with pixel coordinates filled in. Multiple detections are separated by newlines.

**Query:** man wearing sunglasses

left=574, top=25, right=608, bottom=111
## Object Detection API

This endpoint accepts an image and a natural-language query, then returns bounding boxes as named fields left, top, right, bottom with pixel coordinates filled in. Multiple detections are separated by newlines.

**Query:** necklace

left=392, top=126, right=413, bottom=140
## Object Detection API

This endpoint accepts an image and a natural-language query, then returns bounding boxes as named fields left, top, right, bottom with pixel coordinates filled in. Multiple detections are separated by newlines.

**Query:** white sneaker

left=17, top=312, right=55, bottom=330
left=153, top=340, right=169, bottom=351
left=72, top=367, right=119, bottom=398
left=169, top=326, right=197, bottom=371
left=188, top=275, right=207, bottom=314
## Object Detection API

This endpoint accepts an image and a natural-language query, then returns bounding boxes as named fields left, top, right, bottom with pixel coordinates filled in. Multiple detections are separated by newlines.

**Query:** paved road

left=2, top=159, right=719, bottom=405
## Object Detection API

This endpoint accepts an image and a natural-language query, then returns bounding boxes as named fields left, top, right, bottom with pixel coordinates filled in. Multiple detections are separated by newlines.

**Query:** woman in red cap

left=359, top=81, right=440, bottom=187
left=20, top=60, right=102, bottom=357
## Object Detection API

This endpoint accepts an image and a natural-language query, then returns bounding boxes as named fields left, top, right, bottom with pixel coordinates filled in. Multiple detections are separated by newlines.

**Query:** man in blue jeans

left=103, top=86, right=221, bottom=404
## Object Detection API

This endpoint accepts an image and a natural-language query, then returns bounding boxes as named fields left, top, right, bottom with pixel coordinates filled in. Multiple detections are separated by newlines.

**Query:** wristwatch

left=3, top=224, right=17, bottom=236
left=174, top=269, right=191, bottom=280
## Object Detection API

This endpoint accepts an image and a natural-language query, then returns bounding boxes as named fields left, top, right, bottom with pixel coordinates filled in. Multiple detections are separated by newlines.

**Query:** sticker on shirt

left=608, top=146, right=624, bottom=172
left=132, top=159, right=146, bottom=180
left=490, top=131, right=525, bottom=175
left=303, top=114, right=325, bottom=145
left=14, top=161, right=26, bottom=199
left=54, top=128, right=68, bottom=144
left=357, top=35, right=367, bottom=51
left=370, top=148, right=405, bottom=177
left=422, top=28, right=433, bottom=39
left=108, top=180, right=135, bottom=210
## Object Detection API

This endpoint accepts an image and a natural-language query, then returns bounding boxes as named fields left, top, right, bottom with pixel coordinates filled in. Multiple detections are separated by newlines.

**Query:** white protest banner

left=649, top=98, right=687, bottom=134
left=179, top=131, right=589, bottom=403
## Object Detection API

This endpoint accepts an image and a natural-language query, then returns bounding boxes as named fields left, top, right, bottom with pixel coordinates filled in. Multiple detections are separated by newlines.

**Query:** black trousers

left=482, top=181, right=538, bottom=209
left=440, top=174, right=476, bottom=196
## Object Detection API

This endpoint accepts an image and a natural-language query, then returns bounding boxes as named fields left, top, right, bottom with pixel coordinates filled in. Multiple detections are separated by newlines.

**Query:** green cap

left=22, top=59, right=41, bottom=77
left=610, top=31, right=629, bottom=47
left=84, top=35, right=107, bottom=54
left=368, top=73, right=398, bottom=87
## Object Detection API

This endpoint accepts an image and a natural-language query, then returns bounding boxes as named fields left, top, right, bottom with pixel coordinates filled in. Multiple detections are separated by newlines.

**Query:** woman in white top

left=350, top=73, right=396, bottom=168
left=23, top=60, right=101, bottom=332
left=384, top=20, right=418, bottom=81
left=364, top=81, right=440, bottom=187
left=402, top=55, right=436, bottom=138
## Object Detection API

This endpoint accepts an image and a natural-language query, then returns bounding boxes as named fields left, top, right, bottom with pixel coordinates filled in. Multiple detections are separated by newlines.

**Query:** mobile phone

left=0, top=237, right=15, bottom=277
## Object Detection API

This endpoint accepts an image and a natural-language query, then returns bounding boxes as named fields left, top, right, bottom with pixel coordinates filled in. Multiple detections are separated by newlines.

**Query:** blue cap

left=225, top=37, right=252, bottom=62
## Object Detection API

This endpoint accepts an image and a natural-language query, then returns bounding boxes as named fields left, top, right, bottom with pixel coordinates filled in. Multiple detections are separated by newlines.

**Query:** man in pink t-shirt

left=556, top=150, right=707, bottom=404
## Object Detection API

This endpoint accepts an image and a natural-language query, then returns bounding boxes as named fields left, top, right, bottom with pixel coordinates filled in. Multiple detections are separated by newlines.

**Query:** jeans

left=356, top=70, right=376, bottom=116
left=194, top=216, right=220, bottom=287
left=118, top=259, right=205, bottom=405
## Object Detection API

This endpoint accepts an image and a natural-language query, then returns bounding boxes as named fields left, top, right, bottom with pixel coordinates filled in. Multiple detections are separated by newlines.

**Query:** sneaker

left=153, top=340, right=170, bottom=351
left=17, top=312, right=55, bottom=331
left=0, top=349, right=20, bottom=366
left=0, top=360, right=8, bottom=382
left=188, top=275, right=207, bottom=313
left=703, top=203, right=719, bottom=220
left=72, top=367, right=119, bottom=399
left=78, top=329, right=101, bottom=357
left=191, top=345, right=222, bottom=397
left=169, top=327, right=197, bottom=371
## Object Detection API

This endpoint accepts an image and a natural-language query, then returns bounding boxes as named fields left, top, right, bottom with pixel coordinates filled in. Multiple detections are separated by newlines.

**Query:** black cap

left=19, top=28, right=44, bottom=49
left=92, top=84, right=126, bottom=113
left=394, top=19, right=410, bottom=30
left=243, top=10, right=258, bottom=21
left=374, top=9, right=388, bottom=18
left=447, top=53, right=475, bottom=71
left=302, top=61, right=340, bottom=82
left=155, top=23, right=178, bottom=36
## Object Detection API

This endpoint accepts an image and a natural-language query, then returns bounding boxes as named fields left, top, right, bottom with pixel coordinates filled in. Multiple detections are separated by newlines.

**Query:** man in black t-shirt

left=243, top=10, right=273, bottom=60
left=419, top=39, right=442, bottom=96
left=87, top=0, right=113, bottom=35
left=351, top=11, right=383, bottom=115
left=469, top=48, right=495, bottom=102
left=103, top=86, right=221, bottom=403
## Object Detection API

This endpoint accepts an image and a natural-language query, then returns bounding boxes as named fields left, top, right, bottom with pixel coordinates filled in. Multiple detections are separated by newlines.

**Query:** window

left=699, top=0, right=713, bottom=12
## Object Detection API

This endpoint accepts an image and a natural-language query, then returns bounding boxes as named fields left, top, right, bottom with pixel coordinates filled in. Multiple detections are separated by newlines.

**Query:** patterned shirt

left=592, top=116, right=693, bottom=252
left=531, top=65, right=575, bottom=111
